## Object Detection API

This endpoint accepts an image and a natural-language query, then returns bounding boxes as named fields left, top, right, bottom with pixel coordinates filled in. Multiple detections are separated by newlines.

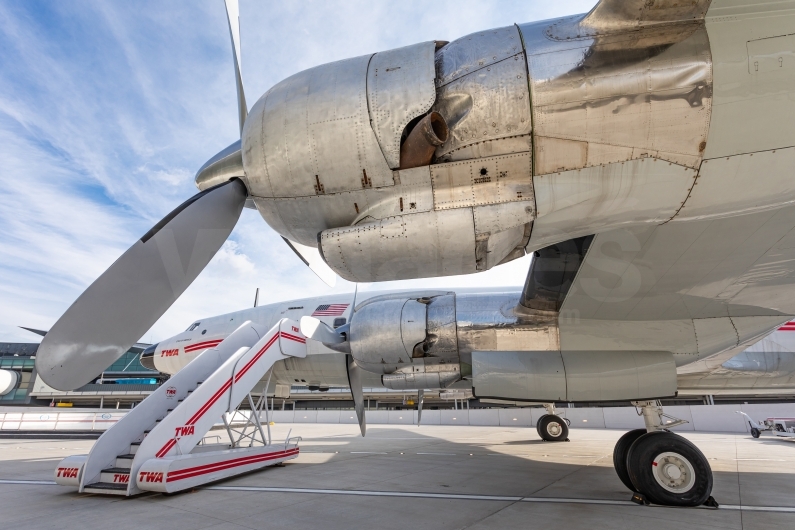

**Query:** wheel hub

left=652, top=452, right=695, bottom=493
left=546, top=421, right=562, bottom=437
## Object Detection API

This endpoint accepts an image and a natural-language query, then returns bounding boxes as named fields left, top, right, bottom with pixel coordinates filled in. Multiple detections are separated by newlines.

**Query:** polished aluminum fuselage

left=152, top=292, right=795, bottom=397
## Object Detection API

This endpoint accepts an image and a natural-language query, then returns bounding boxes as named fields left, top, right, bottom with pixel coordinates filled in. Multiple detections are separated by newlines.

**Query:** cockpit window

left=187, top=322, right=201, bottom=331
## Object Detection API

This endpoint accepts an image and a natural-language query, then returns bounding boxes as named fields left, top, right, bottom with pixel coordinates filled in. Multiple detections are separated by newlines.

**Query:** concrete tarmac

left=1, top=423, right=794, bottom=529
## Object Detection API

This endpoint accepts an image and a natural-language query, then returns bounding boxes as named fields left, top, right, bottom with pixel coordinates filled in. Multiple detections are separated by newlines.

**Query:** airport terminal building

left=1, top=342, right=163, bottom=408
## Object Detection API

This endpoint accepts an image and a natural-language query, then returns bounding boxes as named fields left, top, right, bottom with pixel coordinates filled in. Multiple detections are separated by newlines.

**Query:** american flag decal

left=312, top=303, right=349, bottom=317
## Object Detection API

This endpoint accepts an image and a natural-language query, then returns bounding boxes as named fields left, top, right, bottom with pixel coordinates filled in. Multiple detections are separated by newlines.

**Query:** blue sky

left=0, top=0, right=597, bottom=344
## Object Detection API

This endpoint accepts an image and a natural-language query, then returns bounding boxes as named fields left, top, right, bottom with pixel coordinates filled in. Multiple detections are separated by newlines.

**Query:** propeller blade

left=299, top=316, right=345, bottom=344
left=19, top=326, right=48, bottom=337
left=417, top=389, right=424, bottom=426
left=283, top=238, right=337, bottom=287
left=36, top=179, right=247, bottom=391
left=224, top=0, right=247, bottom=133
left=346, top=354, right=366, bottom=437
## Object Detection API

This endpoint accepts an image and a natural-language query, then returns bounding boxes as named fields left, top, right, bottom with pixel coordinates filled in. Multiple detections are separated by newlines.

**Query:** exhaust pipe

left=399, top=112, right=449, bottom=169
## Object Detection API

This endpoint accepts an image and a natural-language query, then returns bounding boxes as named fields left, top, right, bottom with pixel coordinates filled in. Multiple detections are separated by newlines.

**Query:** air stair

left=54, top=319, right=305, bottom=495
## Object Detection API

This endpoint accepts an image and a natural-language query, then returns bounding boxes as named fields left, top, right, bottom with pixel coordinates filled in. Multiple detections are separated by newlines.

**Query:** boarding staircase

left=54, top=319, right=306, bottom=495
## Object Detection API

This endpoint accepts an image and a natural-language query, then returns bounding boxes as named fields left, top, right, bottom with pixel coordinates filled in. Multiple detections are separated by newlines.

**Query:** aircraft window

left=333, top=318, right=346, bottom=328
left=187, top=322, right=201, bottom=331
left=201, top=330, right=207, bottom=335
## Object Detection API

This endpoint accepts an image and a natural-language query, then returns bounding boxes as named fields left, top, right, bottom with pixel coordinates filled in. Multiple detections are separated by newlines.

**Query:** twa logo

left=291, top=326, right=299, bottom=333
left=165, top=386, right=177, bottom=398
left=175, top=425, right=195, bottom=437
left=56, top=467, right=78, bottom=478
left=161, top=348, right=179, bottom=357
left=113, top=474, right=129, bottom=483
left=139, top=471, right=164, bottom=483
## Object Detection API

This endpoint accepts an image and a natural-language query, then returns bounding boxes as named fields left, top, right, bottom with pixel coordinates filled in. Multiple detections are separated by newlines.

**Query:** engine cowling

left=348, top=293, right=462, bottom=389
left=239, top=30, right=536, bottom=282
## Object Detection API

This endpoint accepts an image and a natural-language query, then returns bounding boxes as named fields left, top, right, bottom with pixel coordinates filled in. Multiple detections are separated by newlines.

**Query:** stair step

left=102, top=467, right=130, bottom=474
left=84, top=482, right=128, bottom=495
left=114, top=454, right=135, bottom=469
left=100, top=468, right=131, bottom=485
left=129, top=443, right=140, bottom=455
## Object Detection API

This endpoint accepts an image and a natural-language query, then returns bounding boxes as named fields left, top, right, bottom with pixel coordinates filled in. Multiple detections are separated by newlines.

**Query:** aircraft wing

left=578, top=0, right=712, bottom=34
left=549, top=207, right=795, bottom=372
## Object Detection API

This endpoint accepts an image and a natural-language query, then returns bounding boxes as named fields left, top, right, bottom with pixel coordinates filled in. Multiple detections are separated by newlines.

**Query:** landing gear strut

left=613, top=401, right=717, bottom=508
left=536, top=404, right=569, bottom=442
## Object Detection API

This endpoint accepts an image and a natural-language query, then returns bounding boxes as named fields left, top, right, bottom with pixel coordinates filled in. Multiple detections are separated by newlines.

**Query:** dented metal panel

left=425, top=294, right=458, bottom=360
left=456, top=293, right=560, bottom=355
left=435, top=25, right=524, bottom=87
left=367, top=41, right=438, bottom=169
left=575, top=0, right=712, bottom=37
left=319, top=208, right=477, bottom=282
left=433, top=25, right=532, bottom=160
left=441, top=135, right=533, bottom=163
left=243, top=54, right=392, bottom=199
left=251, top=167, right=434, bottom=247
left=431, top=152, right=535, bottom=210
left=519, top=19, right=712, bottom=174
left=355, top=166, right=434, bottom=223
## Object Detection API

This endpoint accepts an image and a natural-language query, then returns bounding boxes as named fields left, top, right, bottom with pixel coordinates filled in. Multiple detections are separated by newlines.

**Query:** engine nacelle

left=348, top=292, right=462, bottom=388
left=222, top=13, right=712, bottom=284
left=240, top=29, right=537, bottom=282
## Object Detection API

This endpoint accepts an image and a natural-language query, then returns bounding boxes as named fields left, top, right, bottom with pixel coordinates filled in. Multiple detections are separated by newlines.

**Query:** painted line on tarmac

left=2, top=479, right=794, bottom=513
left=205, top=485, right=795, bottom=513
left=207, top=485, right=523, bottom=502
left=0, top=479, right=57, bottom=485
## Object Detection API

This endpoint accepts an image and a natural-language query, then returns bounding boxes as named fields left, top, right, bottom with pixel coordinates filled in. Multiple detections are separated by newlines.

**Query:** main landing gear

left=536, top=404, right=570, bottom=442
left=613, top=401, right=718, bottom=508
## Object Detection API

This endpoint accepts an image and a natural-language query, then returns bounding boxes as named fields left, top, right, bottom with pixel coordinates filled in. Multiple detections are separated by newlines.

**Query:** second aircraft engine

left=346, top=290, right=677, bottom=401
left=348, top=293, right=462, bottom=389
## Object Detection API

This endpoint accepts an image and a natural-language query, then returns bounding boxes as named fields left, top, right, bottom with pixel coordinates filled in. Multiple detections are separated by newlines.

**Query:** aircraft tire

left=751, top=427, right=760, bottom=439
left=535, top=414, right=548, bottom=438
left=627, top=431, right=713, bottom=507
left=538, top=414, right=568, bottom=442
left=613, top=429, right=647, bottom=491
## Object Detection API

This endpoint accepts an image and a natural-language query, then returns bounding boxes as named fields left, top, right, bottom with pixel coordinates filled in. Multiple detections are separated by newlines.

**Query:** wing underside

left=551, top=206, right=795, bottom=376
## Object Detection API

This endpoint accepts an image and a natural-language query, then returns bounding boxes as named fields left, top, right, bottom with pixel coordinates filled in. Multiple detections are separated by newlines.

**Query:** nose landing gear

left=613, top=401, right=717, bottom=508
left=536, top=404, right=570, bottom=442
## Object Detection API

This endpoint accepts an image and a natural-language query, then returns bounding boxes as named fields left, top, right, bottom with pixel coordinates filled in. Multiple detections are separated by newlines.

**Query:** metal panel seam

left=363, top=52, right=387, bottom=166
left=515, top=23, right=537, bottom=189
